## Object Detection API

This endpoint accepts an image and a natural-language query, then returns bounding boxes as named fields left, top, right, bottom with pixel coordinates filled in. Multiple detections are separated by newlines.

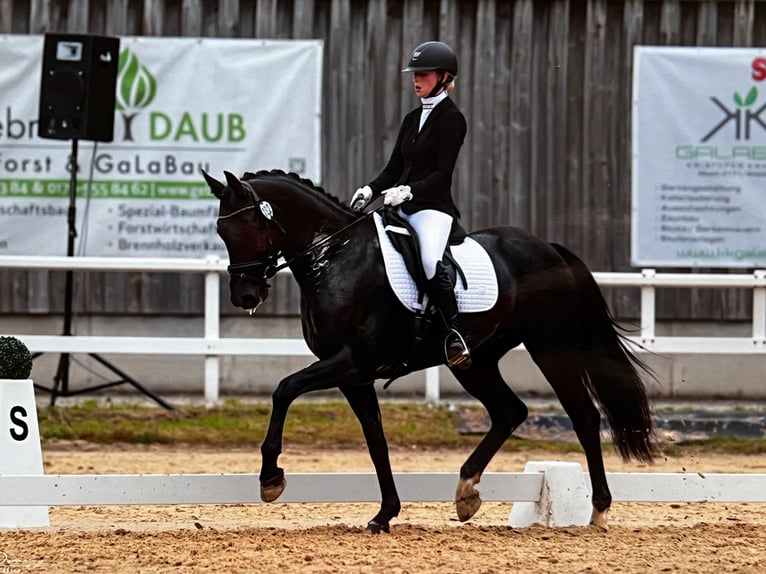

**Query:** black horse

left=203, top=169, right=656, bottom=533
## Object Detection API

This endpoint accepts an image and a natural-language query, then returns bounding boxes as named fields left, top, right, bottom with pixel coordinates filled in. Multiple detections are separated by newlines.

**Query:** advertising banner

left=632, top=46, right=766, bottom=267
left=0, top=35, right=323, bottom=257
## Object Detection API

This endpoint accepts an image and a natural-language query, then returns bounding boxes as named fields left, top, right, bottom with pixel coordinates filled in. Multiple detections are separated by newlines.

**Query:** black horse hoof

left=260, top=469, right=286, bottom=503
left=365, top=520, right=390, bottom=535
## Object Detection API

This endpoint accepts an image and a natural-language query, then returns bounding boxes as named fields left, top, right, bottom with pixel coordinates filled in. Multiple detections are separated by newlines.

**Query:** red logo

left=753, top=57, right=766, bottom=81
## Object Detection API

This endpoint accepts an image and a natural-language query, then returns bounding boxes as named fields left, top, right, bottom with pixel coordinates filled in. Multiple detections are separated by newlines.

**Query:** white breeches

left=396, top=208, right=453, bottom=280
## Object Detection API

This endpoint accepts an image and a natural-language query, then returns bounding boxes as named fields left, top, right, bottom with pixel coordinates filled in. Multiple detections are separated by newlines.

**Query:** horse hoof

left=589, top=508, right=609, bottom=532
left=455, top=475, right=482, bottom=522
left=365, top=520, right=390, bottom=535
left=260, top=477, right=287, bottom=502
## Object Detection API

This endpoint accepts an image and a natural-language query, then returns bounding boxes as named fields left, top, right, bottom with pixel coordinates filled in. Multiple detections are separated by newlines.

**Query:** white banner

left=0, top=35, right=323, bottom=257
left=632, top=46, right=766, bottom=267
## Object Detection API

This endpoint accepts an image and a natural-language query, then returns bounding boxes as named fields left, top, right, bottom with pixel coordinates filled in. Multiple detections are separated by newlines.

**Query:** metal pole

left=51, top=138, right=79, bottom=403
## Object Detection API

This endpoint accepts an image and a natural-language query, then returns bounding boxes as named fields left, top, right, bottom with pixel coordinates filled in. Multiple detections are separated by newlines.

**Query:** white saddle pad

left=373, top=213, right=499, bottom=313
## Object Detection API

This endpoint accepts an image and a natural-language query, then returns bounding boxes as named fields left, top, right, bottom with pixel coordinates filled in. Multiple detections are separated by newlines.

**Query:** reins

left=268, top=202, right=384, bottom=276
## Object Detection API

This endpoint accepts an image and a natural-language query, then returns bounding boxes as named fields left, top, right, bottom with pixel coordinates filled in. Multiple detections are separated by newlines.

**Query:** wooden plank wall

left=1, top=0, right=764, bottom=320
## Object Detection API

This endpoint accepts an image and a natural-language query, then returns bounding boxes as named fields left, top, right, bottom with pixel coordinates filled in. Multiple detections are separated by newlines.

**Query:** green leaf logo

left=733, top=86, right=758, bottom=107
left=115, top=49, right=157, bottom=110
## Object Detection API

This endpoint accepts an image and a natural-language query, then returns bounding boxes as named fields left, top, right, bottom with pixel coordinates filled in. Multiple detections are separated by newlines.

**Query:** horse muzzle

left=226, top=257, right=279, bottom=313
left=229, top=278, right=270, bottom=313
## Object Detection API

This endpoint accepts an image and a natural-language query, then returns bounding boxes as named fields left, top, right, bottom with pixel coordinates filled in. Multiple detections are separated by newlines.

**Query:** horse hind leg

left=450, top=351, right=529, bottom=522
left=528, top=348, right=611, bottom=530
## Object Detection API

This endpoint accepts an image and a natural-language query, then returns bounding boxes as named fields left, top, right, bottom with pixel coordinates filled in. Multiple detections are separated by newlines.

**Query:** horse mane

left=243, top=169, right=356, bottom=215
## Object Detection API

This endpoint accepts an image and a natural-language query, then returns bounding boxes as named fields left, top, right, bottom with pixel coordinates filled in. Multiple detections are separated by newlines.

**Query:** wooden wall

left=1, top=0, right=764, bottom=320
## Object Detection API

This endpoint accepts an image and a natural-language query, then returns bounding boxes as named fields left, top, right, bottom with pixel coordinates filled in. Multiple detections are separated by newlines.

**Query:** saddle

left=381, top=209, right=467, bottom=303
left=373, top=212, right=498, bottom=314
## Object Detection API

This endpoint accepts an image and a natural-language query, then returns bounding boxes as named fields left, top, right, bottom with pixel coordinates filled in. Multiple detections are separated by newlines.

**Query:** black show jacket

left=368, top=96, right=466, bottom=218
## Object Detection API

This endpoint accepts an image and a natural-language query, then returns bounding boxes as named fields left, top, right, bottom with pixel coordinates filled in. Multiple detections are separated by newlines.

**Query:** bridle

left=220, top=179, right=380, bottom=288
left=220, top=180, right=285, bottom=288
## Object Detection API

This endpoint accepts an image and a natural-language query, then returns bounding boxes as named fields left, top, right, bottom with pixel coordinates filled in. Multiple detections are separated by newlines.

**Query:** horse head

left=203, top=169, right=285, bottom=312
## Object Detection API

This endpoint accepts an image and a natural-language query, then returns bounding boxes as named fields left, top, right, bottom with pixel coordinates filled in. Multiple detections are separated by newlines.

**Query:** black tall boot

left=426, top=262, right=471, bottom=370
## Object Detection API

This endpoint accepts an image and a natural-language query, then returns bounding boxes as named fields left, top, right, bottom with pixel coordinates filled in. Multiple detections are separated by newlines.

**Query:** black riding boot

left=426, top=262, right=471, bottom=370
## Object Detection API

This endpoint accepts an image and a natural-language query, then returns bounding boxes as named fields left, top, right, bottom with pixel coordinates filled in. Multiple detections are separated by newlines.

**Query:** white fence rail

left=3, top=469, right=766, bottom=531
left=0, top=472, right=542, bottom=506
left=1, top=256, right=765, bottom=404
left=2, top=471, right=765, bottom=506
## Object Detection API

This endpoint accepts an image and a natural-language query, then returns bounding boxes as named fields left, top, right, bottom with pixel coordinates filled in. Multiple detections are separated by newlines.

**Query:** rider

left=350, top=41, right=471, bottom=370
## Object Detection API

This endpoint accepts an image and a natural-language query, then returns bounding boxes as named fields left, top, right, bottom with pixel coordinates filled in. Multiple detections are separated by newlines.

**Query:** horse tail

left=550, top=243, right=657, bottom=463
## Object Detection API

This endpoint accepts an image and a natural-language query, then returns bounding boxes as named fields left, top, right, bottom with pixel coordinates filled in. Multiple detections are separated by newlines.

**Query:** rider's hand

left=350, top=185, right=372, bottom=211
left=382, top=185, right=412, bottom=207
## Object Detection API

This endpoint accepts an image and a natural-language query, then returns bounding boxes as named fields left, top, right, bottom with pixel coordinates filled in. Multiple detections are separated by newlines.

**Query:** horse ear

left=223, top=171, right=243, bottom=193
left=201, top=169, right=225, bottom=199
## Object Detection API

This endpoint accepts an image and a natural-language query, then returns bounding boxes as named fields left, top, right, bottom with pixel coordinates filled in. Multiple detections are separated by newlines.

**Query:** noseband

left=227, top=255, right=281, bottom=286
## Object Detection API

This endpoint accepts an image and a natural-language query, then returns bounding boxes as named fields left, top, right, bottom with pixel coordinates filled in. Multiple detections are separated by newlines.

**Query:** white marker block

left=508, top=461, right=591, bottom=527
left=0, top=379, right=49, bottom=527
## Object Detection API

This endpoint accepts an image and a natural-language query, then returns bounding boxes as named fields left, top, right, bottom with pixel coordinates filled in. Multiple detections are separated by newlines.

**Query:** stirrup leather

left=444, top=328, right=471, bottom=369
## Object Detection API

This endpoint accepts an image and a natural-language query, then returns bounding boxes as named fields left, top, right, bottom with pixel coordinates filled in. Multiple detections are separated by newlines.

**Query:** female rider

left=350, top=41, right=470, bottom=369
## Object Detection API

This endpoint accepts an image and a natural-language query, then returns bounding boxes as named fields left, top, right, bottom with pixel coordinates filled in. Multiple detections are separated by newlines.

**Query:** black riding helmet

left=402, top=41, right=458, bottom=97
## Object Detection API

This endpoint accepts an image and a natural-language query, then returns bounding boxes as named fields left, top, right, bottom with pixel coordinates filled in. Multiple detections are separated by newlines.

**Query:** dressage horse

left=203, top=169, right=656, bottom=533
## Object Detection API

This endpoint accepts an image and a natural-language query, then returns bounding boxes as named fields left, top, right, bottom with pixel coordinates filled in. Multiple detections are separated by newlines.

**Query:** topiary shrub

left=0, top=336, right=33, bottom=379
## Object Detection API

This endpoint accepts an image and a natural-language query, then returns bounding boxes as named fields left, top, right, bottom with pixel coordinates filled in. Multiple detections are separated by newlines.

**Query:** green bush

left=0, top=336, right=33, bottom=379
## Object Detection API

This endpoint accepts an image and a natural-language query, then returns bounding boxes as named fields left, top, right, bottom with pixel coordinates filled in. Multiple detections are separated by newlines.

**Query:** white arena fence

left=2, top=468, right=766, bottom=529
left=2, top=471, right=765, bottom=505
left=0, top=255, right=765, bottom=405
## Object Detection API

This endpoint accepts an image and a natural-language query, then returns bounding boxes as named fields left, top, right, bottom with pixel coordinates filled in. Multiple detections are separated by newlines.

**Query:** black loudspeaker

left=38, top=34, right=120, bottom=142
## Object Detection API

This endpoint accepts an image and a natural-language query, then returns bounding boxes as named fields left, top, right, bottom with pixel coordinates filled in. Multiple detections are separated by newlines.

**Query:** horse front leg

left=340, top=383, right=401, bottom=534
left=259, top=349, right=360, bottom=503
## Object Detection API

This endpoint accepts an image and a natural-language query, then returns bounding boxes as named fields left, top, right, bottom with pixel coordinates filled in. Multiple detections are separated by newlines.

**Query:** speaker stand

left=33, top=139, right=174, bottom=410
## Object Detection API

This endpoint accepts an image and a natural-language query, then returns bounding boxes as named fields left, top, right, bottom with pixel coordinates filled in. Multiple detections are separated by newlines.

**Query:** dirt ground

left=2, top=443, right=766, bottom=573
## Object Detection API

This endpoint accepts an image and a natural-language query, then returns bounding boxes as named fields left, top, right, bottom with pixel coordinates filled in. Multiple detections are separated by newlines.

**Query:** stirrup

left=445, top=329, right=471, bottom=370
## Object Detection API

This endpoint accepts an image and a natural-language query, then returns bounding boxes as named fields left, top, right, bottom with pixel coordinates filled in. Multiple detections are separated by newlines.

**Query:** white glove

left=382, top=185, right=413, bottom=207
left=350, top=185, right=372, bottom=211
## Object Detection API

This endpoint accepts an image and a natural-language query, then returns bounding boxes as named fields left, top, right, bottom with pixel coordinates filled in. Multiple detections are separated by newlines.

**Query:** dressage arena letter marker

left=0, top=379, right=49, bottom=527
